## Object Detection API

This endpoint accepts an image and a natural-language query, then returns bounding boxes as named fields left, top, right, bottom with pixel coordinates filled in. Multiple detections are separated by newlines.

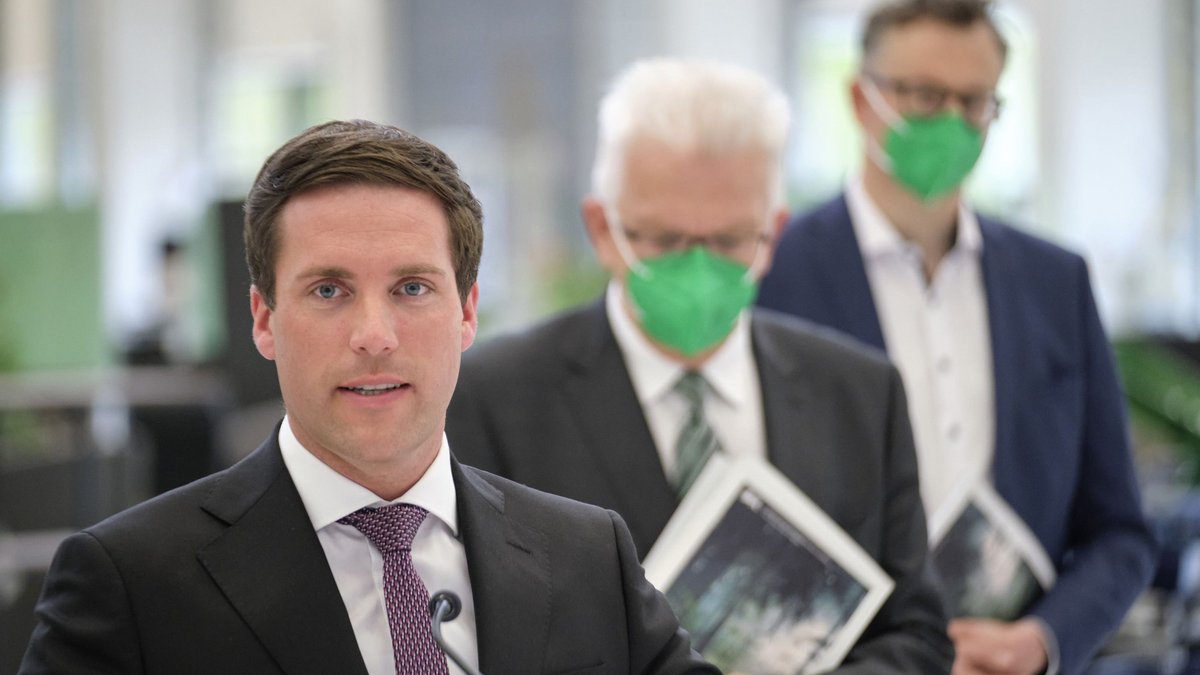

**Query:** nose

left=942, top=94, right=969, bottom=118
left=348, top=297, right=399, bottom=356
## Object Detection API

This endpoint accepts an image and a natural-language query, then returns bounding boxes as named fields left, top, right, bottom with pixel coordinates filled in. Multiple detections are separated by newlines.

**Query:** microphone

left=429, top=591, right=483, bottom=675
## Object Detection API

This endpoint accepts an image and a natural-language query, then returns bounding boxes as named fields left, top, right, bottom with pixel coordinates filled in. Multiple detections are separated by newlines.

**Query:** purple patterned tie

left=339, top=504, right=450, bottom=675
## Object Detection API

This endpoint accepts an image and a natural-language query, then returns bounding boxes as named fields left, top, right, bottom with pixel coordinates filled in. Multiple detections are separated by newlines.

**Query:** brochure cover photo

left=927, top=480, right=1057, bottom=620
left=643, top=456, right=893, bottom=675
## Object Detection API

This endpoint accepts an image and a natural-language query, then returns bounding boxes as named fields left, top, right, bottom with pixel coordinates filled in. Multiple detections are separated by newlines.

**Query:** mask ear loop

left=604, top=206, right=651, bottom=278
left=860, top=76, right=907, bottom=175
left=861, top=76, right=906, bottom=127
left=744, top=230, right=772, bottom=282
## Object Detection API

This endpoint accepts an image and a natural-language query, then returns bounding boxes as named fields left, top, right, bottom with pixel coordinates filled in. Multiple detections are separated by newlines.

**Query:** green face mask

left=626, top=247, right=757, bottom=357
left=861, top=77, right=985, bottom=201
left=883, top=112, right=984, bottom=201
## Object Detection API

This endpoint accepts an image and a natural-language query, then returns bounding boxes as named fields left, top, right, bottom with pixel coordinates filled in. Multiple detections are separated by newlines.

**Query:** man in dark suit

left=756, top=2, right=1157, bottom=674
left=21, top=120, right=716, bottom=675
left=448, top=58, right=953, bottom=673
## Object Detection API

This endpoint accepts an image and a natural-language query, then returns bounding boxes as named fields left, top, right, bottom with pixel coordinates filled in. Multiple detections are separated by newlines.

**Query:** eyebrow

left=296, top=264, right=449, bottom=280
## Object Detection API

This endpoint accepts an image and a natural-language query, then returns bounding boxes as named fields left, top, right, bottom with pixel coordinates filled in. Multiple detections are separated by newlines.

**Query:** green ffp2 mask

left=626, top=247, right=757, bottom=357
left=883, top=112, right=984, bottom=201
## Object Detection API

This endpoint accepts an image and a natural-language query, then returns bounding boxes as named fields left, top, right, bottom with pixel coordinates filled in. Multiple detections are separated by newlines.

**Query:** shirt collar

left=278, top=415, right=459, bottom=536
left=605, top=280, right=755, bottom=407
left=846, top=173, right=983, bottom=259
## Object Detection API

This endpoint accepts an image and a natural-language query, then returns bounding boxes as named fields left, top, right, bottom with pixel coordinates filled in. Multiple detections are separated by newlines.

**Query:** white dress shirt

left=606, top=281, right=766, bottom=479
left=279, top=417, right=479, bottom=675
left=846, top=177, right=995, bottom=526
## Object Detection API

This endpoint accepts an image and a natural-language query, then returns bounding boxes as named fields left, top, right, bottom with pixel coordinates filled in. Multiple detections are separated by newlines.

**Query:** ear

left=850, top=77, right=872, bottom=127
left=771, top=206, right=789, bottom=240
left=756, top=206, right=791, bottom=279
left=460, top=283, right=480, bottom=352
left=581, top=196, right=625, bottom=278
left=250, top=285, right=277, bottom=360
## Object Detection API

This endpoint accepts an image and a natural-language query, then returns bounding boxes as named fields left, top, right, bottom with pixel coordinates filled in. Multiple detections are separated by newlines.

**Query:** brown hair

left=862, top=0, right=1007, bottom=64
left=243, top=119, right=484, bottom=307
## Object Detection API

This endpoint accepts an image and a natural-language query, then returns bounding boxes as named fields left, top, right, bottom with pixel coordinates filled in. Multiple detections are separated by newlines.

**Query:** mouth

left=338, top=383, right=409, bottom=397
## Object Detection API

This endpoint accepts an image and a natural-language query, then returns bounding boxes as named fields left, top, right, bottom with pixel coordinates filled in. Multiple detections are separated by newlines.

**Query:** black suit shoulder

left=80, top=438, right=282, bottom=557
left=462, top=462, right=622, bottom=530
left=75, top=463, right=237, bottom=565
left=450, top=303, right=615, bottom=475
left=751, top=306, right=891, bottom=367
left=461, top=302, right=601, bottom=381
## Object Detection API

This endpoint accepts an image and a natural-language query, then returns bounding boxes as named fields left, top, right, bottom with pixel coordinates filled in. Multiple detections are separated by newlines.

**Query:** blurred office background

left=0, top=0, right=1198, bottom=671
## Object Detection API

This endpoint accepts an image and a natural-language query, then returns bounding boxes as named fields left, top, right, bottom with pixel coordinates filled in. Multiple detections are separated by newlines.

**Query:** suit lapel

left=811, top=197, right=888, bottom=351
left=455, top=461, right=549, bottom=674
left=197, top=436, right=368, bottom=675
left=754, top=317, right=828, bottom=502
left=558, top=301, right=678, bottom=555
left=978, top=220, right=1025, bottom=503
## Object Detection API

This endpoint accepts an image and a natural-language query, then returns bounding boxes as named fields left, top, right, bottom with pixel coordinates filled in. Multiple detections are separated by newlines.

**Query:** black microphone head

left=429, top=590, right=462, bottom=622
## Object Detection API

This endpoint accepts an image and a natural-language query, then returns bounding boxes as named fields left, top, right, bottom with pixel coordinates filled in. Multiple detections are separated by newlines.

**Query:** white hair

left=591, top=57, right=791, bottom=208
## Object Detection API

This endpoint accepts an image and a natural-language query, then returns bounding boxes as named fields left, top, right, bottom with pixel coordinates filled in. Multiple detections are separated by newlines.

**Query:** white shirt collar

left=604, top=280, right=755, bottom=407
left=846, top=173, right=983, bottom=260
left=278, top=415, right=459, bottom=537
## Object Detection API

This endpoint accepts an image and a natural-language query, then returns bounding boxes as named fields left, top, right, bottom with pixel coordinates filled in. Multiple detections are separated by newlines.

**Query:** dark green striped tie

left=673, top=370, right=721, bottom=498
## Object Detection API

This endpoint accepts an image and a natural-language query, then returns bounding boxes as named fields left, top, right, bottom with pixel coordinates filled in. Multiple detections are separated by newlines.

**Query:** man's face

left=585, top=137, right=785, bottom=281
left=855, top=19, right=1005, bottom=147
left=251, top=183, right=478, bottom=489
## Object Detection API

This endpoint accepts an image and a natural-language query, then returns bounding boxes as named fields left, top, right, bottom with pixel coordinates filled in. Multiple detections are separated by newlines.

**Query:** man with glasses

left=447, top=57, right=954, bottom=673
left=758, top=1, right=1156, bottom=674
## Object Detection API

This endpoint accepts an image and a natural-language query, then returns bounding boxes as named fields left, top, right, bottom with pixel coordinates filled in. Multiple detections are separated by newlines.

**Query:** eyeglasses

left=865, top=72, right=1002, bottom=127
left=622, top=227, right=770, bottom=259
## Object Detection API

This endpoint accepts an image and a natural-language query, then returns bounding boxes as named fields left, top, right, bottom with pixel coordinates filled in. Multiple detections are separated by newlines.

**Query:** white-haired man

left=447, top=57, right=954, bottom=673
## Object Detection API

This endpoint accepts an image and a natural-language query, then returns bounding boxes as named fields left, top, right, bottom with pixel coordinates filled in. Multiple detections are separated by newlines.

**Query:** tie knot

left=338, top=503, right=429, bottom=553
left=675, top=370, right=707, bottom=407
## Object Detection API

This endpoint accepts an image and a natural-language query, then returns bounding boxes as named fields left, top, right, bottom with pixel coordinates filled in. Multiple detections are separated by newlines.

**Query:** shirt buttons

left=946, top=423, right=961, bottom=442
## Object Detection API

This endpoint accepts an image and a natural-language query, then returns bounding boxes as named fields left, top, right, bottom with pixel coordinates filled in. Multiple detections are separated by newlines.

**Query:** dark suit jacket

left=20, top=430, right=717, bottom=675
left=756, top=195, right=1158, bottom=675
left=447, top=300, right=954, bottom=674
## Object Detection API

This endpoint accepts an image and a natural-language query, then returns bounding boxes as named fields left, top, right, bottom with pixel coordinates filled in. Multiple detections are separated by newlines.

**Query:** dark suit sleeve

left=20, top=531, right=144, bottom=675
left=1026, top=265, right=1157, bottom=675
left=607, top=510, right=721, bottom=675
left=834, top=366, right=954, bottom=674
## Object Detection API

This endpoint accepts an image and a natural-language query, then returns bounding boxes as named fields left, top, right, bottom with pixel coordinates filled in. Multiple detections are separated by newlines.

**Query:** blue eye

left=315, top=284, right=340, bottom=299
left=401, top=281, right=428, bottom=296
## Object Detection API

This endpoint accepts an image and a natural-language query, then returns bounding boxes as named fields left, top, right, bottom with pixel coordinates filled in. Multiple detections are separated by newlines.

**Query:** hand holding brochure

left=927, top=480, right=1056, bottom=621
left=642, top=455, right=894, bottom=675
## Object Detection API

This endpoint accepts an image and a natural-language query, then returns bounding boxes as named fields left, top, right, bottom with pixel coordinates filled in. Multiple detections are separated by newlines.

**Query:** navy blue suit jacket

left=757, top=195, right=1157, bottom=675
